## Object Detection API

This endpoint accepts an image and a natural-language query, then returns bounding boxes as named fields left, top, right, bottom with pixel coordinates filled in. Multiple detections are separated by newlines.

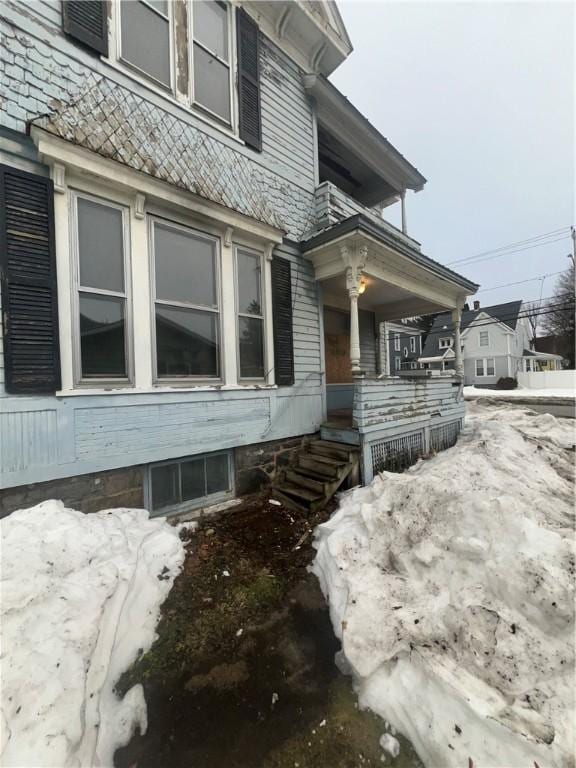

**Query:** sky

left=330, top=0, right=575, bottom=308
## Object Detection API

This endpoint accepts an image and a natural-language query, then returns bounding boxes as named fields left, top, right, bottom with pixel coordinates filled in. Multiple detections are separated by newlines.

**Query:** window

left=479, top=330, right=489, bottom=347
left=403, top=347, right=408, bottom=358
left=394, top=333, right=401, bottom=351
left=476, top=358, right=495, bottom=377
left=151, top=219, right=220, bottom=379
left=149, top=451, right=232, bottom=514
left=236, top=247, right=265, bottom=379
left=439, top=337, right=452, bottom=349
left=395, top=356, right=400, bottom=371
left=120, top=1, right=171, bottom=88
left=191, top=0, right=232, bottom=123
left=410, top=336, right=416, bottom=353
left=73, top=194, right=131, bottom=381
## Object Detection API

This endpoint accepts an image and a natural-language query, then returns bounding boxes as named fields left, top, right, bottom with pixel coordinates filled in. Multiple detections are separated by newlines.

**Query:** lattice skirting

left=367, top=418, right=463, bottom=478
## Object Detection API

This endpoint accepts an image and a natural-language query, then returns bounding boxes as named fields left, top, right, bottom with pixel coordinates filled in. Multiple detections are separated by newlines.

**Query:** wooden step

left=308, top=439, right=357, bottom=461
left=298, top=454, right=341, bottom=478
left=273, top=482, right=322, bottom=503
left=269, top=489, right=308, bottom=513
left=285, top=469, right=327, bottom=494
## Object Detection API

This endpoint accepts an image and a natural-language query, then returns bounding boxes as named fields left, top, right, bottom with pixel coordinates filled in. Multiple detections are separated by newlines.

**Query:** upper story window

left=72, top=193, right=132, bottom=383
left=439, top=337, right=452, bottom=349
left=410, top=336, right=416, bottom=353
left=479, top=330, right=489, bottom=347
left=394, top=333, right=401, bottom=351
left=120, top=1, right=172, bottom=88
left=151, top=219, right=221, bottom=381
left=192, top=0, right=232, bottom=123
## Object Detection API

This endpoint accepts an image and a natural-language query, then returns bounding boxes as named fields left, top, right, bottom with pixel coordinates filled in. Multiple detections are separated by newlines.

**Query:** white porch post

left=401, top=189, right=407, bottom=235
left=452, top=306, right=464, bottom=377
left=342, top=244, right=367, bottom=375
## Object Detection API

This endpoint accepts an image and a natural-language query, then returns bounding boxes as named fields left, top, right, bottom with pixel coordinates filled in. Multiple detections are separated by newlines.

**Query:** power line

left=447, top=235, right=570, bottom=268
left=446, top=227, right=571, bottom=267
left=476, top=270, right=567, bottom=294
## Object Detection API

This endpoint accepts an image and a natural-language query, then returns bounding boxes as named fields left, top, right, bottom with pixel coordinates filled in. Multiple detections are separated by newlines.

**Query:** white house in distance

left=419, top=300, right=562, bottom=386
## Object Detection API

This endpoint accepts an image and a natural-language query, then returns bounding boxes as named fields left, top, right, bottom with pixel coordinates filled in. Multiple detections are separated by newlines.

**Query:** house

left=534, top=336, right=565, bottom=370
left=419, top=299, right=560, bottom=385
left=382, top=318, right=426, bottom=375
left=0, top=0, right=477, bottom=518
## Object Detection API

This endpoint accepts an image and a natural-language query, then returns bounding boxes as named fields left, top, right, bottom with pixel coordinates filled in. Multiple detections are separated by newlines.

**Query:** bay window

left=236, top=247, right=264, bottom=379
left=151, top=220, right=221, bottom=380
left=72, top=194, right=131, bottom=382
left=120, top=1, right=171, bottom=88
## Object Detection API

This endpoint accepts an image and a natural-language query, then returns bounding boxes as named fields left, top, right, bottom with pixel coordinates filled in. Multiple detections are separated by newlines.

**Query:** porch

left=302, top=212, right=477, bottom=484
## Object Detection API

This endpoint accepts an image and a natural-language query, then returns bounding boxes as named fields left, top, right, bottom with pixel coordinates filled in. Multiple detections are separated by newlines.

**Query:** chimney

left=473, top=300, right=480, bottom=310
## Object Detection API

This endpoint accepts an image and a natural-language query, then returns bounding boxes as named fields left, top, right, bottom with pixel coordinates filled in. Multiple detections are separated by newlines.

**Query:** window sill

left=55, top=383, right=278, bottom=397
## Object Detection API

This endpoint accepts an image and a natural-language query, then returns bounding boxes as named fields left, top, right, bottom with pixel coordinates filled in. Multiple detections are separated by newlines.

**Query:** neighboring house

left=381, top=319, right=425, bottom=374
left=419, top=300, right=559, bottom=385
left=0, top=0, right=477, bottom=517
left=534, top=336, right=565, bottom=370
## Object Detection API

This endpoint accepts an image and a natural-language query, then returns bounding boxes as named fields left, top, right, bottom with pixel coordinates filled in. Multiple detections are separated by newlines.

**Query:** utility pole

left=569, top=226, right=575, bottom=266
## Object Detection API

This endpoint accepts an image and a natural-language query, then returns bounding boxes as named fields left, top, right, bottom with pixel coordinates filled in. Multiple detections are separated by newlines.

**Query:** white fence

left=517, top=370, right=576, bottom=391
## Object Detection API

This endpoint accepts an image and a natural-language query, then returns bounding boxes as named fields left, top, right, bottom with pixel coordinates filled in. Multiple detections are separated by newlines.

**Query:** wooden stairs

left=270, top=438, right=360, bottom=513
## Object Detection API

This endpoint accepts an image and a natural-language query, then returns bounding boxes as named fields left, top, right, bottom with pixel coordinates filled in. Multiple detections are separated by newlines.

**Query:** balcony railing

left=313, top=181, right=422, bottom=251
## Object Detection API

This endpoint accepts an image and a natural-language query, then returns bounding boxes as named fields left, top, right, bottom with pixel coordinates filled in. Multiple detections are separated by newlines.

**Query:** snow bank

left=464, top=385, right=575, bottom=400
left=0, top=500, right=185, bottom=767
left=313, top=403, right=575, bottom=767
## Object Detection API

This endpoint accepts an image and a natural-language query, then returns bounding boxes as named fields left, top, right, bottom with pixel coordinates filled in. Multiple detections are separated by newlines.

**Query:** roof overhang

left=244, top=2, right=352, bottom=77
left=303, top=75, right=427, bottom=198
left=304, top=214, right=478, bottom=320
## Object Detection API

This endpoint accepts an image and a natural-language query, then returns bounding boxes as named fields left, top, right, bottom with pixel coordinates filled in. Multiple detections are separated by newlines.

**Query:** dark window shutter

left=271, top=256, right=294, bottom=386
left=62, top=1, right=109, bottom=57
left=236, top=8, right=262, bottom=151
left=0, top=165, right=61, bottom=394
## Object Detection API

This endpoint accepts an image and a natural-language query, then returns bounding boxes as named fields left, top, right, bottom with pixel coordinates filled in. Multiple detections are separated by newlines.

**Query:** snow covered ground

left=313, top=402, right=575, bottom=768
left=464, top=385, right=575, bottom=400
left=0, top=500, right=184, bottom=767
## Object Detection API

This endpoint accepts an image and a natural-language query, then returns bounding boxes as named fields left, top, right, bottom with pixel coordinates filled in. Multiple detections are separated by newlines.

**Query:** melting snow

left=313, top=402, right=575, bottom=767
left=0, top=500, right=184, bottom=767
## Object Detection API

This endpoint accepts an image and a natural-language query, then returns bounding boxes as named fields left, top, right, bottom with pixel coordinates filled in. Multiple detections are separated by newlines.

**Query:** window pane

left=156, top=306, right=219, bottom=377
left=121, top=1, right=170, bottom=86
left=77, top=198, right=124, bottom=292
left=476, top=360, right=484, bottom=376
left=154, top=224, right=217, bottom=307
left=206, top=453, right=229, bottom=495
left=237, top=250, right=261, bottom=315
left=151, top=463, right=179, bottom=510
left=239, top=316, right=264, bottom=378
left=181, top=458, right=205, bottom=501
left=193, top=43, right=230, bottom=121
left=487, top=359, right=495, bottom=376
left=80, top=294, right=126, bottom=377
left=194, top=0, right=228, bottom=60
left=147, top=0, right=168, bottom=15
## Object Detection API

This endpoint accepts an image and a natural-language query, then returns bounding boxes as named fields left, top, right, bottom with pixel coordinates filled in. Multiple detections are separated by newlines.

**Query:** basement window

left=148, top=451, right=233, bottom=515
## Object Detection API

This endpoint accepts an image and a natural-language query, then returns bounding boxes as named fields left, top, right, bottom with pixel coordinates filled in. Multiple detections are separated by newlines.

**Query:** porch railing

left=352, top=374, right=465, bottom=482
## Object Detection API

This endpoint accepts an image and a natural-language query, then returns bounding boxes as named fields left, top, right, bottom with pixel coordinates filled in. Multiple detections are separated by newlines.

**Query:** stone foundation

left=234, top=436, right=312, bottom=496
left=0, top=466, right=145, bottom=518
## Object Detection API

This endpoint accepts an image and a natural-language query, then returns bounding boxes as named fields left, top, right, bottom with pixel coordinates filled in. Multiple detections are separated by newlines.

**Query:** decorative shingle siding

left=0, top=3, right=317, bottom=238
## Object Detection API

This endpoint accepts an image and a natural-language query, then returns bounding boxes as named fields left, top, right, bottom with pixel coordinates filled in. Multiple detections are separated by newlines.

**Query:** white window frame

left=475, top=357, right=496, bottom=377
left=149, top=215, right=223, bottom=384
left=235, top=245, right=267, bottom=382
left=395, top=356, right=400, bottom=371
left=403, top=346, right=408, bottom=358
left=439, top=337, right=453, bottom=349
left=145, top=449, right=234, bottom=517
left=479, top=330, right=490, bottom=347
left=117, top=0, right=175, bottom=93
left=410, top=336, right=416, bottom=353
left=189, top=0, right=236, bottom=128
left=394, top=333, right=401, bottom=351
left=69, top=190, right=134, bottom=387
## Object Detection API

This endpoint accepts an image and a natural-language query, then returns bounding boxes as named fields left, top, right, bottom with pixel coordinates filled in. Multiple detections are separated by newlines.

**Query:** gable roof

left=420, top=301, right=523, bottom=359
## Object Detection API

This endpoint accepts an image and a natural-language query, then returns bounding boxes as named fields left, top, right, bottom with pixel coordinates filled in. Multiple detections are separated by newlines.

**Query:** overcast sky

left=331, top=1, right=574, bottom=307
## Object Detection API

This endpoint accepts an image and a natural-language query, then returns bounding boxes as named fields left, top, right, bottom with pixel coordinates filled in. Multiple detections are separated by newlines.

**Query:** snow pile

left=465, top=385, right=575, bottom=400
left=313, top=403, right=575, bottom=767
left=0, top=500, right=184, bottom=767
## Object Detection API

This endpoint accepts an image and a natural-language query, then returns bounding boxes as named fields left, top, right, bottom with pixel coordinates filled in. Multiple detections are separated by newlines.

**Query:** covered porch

left=302, top=214, right=478, bottom=482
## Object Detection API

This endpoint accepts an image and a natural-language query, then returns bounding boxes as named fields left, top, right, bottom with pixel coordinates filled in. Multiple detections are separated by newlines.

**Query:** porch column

left=343, top=244, right=367, bottom=374
left=401, top=190, right=407, bottom=235
left=451, top=306, right=464, bottom=376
